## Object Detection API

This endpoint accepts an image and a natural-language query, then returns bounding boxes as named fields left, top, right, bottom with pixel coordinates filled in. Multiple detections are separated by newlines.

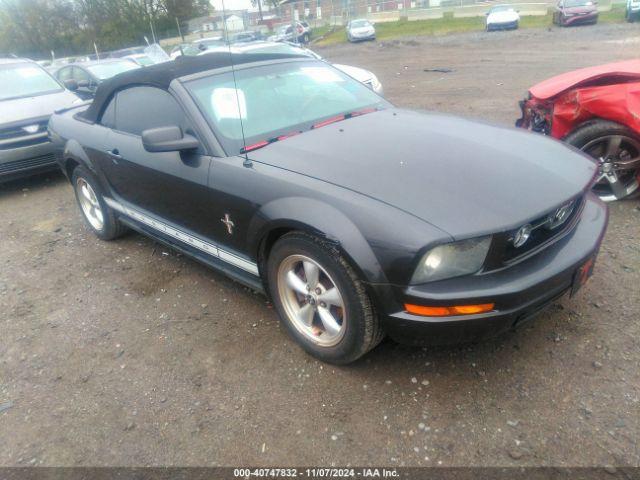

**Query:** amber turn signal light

left=404, top=303, right=495, bottom=317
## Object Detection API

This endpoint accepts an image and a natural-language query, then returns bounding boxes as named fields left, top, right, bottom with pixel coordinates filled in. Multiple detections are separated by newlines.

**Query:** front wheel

left=565, top=120, right=640, bottom=201
left=267, top=232, right=384, bottom=364
left=72, top=165, right=127, bottom=240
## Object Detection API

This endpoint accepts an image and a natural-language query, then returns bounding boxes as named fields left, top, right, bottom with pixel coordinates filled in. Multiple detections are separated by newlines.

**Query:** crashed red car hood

left=529, top=59, right=640, bottom=100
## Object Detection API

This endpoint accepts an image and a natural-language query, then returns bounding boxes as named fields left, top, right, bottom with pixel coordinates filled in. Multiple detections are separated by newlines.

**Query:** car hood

left=529, top=59, right=640, bottom=100
left=333, top=64, right=372, bottom=82
left=487, top=10, right=519, bottom=21
left=564, top=5, right=597, bottom=13
left=0, top=89, right=79, bottom=126
left=249, top=109, right=596, bottom=238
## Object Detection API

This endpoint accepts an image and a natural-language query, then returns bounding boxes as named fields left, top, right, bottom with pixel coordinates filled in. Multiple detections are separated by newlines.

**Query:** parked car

left=109, top=46, right=147, bottom=58
left=124, top=53, right=155, bottom=66
left=192, top=36, right=226, bottom=52
left=229, top=31, right=265, bottom=44
left=170, top=43, right=201, bottom=59
left=198, top=41, right=384, bottom=95
left=268, top=22, right=311, bottom=44
left=517, top=59, right=640, bottom=202
left=0, top=58, right=79, bottom=181
left=346, top=19, right=376, bottom=42
left=54, top=59, right=140, bottom=100
left=49, top=53, right=607, bottom=364
left=553, top=0, right=598, bottom=26
left=485, top=5, right=520, bottom=31
left=626, top=0, right=640, bottom=21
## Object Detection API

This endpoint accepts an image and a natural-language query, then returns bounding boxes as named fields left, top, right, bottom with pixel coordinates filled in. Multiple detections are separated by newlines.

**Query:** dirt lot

left=1, top=24, right=639, bottom=467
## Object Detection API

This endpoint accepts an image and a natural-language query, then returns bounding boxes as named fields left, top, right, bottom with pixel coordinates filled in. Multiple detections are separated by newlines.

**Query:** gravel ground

left=1, top=24, right=639, bottom=467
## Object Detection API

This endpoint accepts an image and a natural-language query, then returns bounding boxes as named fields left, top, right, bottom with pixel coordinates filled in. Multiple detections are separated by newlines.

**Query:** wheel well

left=257, top=226, right=388, bottom=317
left=64, top=158, right=79, bottom=180
left=564, top=118, right=631, bottom=142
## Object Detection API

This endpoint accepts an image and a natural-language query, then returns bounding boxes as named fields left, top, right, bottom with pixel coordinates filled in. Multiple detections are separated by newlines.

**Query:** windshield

left=490, top=5, right=513, bottom=12
left=129, top=55, right=154, bottom=66
left=564, top=0, right=594, bottom=6
left=87, top=61, right=140, bottom=80
left=350, top=20, right=371, bottom=28
left=278, top=25, right=292, bottom=34
left=0, top=63, right=62, bottom=101
left=185, top=60, right=388, bottom=154
left=243, top=43, right=319, bottom=58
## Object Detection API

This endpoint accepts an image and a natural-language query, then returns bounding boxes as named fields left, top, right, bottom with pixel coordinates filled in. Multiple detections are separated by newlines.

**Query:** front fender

left=62, top=138, right=95, bottom=175
left=248, top=196, right=388, bottom=285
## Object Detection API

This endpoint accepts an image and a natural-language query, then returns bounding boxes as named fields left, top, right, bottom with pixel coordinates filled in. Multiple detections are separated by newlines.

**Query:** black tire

left=564, top=120, right=640, bottom=201
left=71, top=164, right=127, bottom=240
left=266, top=232, right=384, bottom=364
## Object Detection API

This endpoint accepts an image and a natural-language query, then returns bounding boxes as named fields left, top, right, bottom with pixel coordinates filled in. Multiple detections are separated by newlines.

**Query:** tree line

left=0, top=0, right=211, bottom=59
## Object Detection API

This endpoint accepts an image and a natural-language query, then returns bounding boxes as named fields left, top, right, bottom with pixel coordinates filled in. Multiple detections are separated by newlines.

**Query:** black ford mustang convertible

left=49, top=52, right=608, bottom=364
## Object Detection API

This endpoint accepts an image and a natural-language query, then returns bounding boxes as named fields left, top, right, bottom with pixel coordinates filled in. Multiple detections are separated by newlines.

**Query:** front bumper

left=562, top=12, right=598, bottom=25
left=0, top=140, right=57, bottom=181
left=487, top=20, right=518, bottom=30
left=380, top=193, right=608, bottom=345
left=350, top=33, right=376, bottom=41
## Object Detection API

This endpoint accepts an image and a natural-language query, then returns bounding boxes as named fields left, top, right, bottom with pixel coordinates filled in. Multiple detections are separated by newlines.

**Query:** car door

left=98, top=85, right=216, bottom=239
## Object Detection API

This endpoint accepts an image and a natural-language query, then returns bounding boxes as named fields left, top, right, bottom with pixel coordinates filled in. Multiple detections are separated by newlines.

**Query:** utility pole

left=150, top=17, right=157, bottom=43
left=176, top=17, right=184, bottom=41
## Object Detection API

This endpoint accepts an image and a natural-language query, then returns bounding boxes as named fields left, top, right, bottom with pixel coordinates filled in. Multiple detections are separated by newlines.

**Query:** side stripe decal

left=104, top=197, right=259, bottom=276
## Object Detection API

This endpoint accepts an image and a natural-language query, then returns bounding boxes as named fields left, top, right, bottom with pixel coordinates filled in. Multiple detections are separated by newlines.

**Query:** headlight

left=369, top=73, right=382, bottom=92
left=410, top=236, right=492, bottom=284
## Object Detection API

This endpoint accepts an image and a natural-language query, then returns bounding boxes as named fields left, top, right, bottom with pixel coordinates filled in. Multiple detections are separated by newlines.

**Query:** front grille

left=0, top=152, right=57, bottom=175
left=0, top=119, right=50, bottom=150
left=484, top=196, right=584, bottom=269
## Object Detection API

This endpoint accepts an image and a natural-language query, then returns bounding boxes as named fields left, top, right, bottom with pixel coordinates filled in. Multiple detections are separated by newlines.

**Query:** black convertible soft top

left=81, top=52, right=304, bottom=123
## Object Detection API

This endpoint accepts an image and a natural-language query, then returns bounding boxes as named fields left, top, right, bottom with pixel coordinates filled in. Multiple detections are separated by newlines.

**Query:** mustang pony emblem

left=221, top=214, right=235, bottom=235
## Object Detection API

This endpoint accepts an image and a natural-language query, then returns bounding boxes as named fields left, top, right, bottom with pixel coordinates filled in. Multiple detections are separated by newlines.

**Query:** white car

left=485, top=5, right=520, bottom=31
left=346, top=19, right=376, bottom=42
left=197, top=41, right=384, bottom=95
left=627, top=0, right=640, bottom=21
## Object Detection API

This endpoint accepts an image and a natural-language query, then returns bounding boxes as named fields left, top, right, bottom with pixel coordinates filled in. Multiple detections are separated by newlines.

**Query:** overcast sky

left=210, top=0, right=262, bottom=13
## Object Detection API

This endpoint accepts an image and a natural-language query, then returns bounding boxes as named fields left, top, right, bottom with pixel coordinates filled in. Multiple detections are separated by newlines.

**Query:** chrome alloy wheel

left=276, top=255, right=346, bottom=347
left=76, top=178, right=104, bottom=231
left=581, top=134, right=640, bottom=201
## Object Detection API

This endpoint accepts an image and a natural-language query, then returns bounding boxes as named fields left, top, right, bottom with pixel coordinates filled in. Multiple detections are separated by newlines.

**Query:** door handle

left=107, top=148, right=122, bottom=164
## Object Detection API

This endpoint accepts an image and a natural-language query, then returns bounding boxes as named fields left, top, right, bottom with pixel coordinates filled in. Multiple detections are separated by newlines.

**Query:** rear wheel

left=565, top=120, right=640, bottom=201
left=267, top=232, right=383, bottom=364
left=72, top=165, right=127, bottom=240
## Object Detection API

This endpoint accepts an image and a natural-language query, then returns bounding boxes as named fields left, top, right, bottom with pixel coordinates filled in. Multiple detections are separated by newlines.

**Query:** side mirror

left=64, top=79, right=78, bottom=91
left=142, top=126, right=200, bottom=153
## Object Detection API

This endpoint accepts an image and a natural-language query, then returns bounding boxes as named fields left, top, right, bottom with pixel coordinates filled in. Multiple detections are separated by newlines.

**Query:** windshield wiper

left=240, top=107, right=378, bottom=154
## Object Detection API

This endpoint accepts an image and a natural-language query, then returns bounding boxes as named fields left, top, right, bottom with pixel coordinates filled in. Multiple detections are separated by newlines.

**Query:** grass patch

left=315, top=4, right=627, bottom=46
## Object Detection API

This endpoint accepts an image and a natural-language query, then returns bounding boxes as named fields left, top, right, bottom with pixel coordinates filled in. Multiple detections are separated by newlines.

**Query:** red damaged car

left=517, top=59, right=640, bottom=201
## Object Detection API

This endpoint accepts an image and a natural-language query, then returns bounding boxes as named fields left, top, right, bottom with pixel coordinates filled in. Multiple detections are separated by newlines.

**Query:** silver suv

left=0, top=58, right=79, bottom=181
